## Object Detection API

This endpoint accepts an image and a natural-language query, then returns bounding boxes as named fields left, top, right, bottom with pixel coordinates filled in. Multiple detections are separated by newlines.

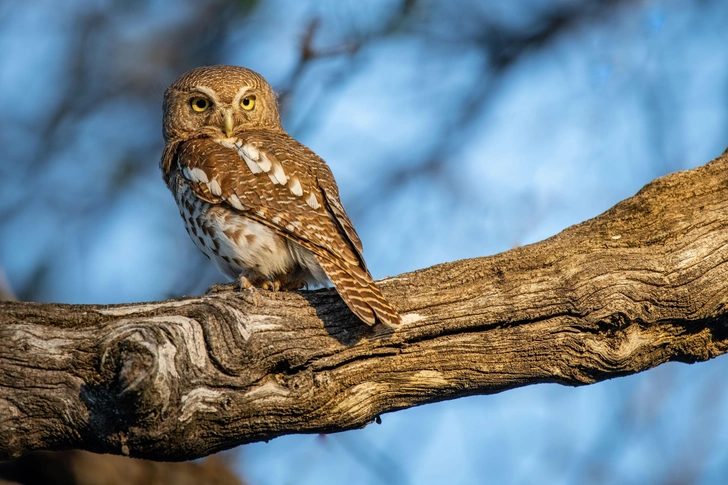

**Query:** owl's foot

left=206, top=282, right=236, bottom=293
left=281, top=278, right=308, bottom=291
left=205, top=275, right=255, bottom=293
left=206, top=276, right=288, bottom=293
left=260, top=279, right=281, bottom=291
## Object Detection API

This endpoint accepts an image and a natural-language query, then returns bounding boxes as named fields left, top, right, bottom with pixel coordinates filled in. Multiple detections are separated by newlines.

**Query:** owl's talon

left=238, top=275, right=255, bottom=290
left=261, top=280, right=282, bottom=291
left=206, top=275, right=255, bottom=293
left=205, top=282, right=237, bottom=294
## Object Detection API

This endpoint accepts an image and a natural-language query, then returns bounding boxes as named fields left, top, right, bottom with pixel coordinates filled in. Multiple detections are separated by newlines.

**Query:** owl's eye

left=190, top=97, right=210, bottom=112
left=240, top=96, right=256, bottom=111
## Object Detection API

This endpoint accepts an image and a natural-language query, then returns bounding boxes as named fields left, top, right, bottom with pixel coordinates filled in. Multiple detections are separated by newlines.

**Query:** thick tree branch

left=2, top=150, right=728, bottom=461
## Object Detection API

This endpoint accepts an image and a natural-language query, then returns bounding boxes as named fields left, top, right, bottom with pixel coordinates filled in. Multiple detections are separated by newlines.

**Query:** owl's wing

left=176, top=135, right=362, bottom=267
left=314, top=163, right=364, bottom=258
left=174, top=134, right=400, bottom=326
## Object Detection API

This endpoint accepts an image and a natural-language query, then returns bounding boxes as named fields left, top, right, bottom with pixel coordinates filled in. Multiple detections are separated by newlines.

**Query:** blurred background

left=1, top=0, right=727, bottom=483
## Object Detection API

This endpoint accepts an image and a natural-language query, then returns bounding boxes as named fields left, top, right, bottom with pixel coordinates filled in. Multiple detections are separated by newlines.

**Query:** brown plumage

left=161, top=65, right=400, bottom=326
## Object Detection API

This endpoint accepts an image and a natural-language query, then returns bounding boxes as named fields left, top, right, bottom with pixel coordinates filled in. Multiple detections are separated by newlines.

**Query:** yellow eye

left=240, top=96, right=256, bottom=111
left=190, top=97, right=210, bottom=112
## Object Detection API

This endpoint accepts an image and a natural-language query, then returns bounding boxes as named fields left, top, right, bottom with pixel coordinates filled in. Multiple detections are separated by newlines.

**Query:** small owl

left=161, top=65, right=400, bottom=326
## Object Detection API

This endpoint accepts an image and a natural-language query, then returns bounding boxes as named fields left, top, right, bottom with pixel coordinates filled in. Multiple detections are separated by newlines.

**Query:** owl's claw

left=205, top=282, right=237, bottom=293
left=238, top=276, right=255, bottom=290
left=261, top=280, right=282, bottom=291
left=206, top=275, right=255, bottom=294
left=206, top=276, right=289, bottom=293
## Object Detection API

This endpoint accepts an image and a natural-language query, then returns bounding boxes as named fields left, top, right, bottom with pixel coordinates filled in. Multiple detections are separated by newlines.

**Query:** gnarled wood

left=2, top=149, right=728, bottom=461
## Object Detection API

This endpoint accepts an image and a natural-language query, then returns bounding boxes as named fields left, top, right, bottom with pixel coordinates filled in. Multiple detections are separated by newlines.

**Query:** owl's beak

left=223, top=111, right=234, bottom=138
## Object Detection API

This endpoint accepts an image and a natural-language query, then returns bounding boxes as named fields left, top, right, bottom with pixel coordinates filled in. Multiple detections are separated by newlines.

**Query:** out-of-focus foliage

left=0, top=450, right=245, bottom=485
left=1, top=0, right=727, bottom=484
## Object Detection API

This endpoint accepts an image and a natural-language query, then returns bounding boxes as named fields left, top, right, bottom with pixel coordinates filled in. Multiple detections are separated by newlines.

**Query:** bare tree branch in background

left=2, top=150, right=727, bottom=461
left=2, top=1, right=727, bottom=482
left=0, top=0, right=669, bottom=300
left=348, top=0, right=638, bottom=220
left=0, top=269, right=16, bottom=302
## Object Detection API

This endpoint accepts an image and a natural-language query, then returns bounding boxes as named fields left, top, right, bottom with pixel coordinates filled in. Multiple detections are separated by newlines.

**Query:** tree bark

left=2, top=149, right=728, bottom=461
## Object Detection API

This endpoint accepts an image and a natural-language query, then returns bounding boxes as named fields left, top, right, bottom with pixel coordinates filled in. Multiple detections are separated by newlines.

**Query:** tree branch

left=2, top=150, right=728, bottom=461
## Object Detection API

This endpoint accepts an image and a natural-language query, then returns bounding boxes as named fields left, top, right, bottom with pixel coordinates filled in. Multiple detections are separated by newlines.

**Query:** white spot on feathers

left=256, top=152, right=272, bottom=172
left=241, top=143, right=259, bottom=160
left=240, top=145, right=263, bottom=174
left=288, top=177, right=303, bottom=196
left=228, top=193, right=244, bottom=210
left=208, top=177, right=222, bottom=196
left=217, top=139, right=236, bottom=150
left=306, top=193, right=320, bottom=210
left=268, top=160, right=288, bottom=185
left=186, top=167, right=209, bottom=184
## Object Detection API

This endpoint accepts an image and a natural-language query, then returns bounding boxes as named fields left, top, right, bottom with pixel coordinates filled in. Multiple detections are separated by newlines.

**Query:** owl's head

left=163, top=65, right=281, bottom=141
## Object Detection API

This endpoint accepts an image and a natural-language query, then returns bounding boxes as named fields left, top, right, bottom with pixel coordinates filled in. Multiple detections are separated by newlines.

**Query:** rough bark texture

left=2, top=149, right=728, bottom=462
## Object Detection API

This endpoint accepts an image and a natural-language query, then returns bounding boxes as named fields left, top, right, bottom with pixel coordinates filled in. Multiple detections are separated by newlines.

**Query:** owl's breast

left=172, top=173, right=296, bottom=280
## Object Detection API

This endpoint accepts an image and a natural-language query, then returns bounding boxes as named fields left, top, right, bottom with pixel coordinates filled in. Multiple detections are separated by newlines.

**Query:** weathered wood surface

left=1, top=149, right=728, bottom=461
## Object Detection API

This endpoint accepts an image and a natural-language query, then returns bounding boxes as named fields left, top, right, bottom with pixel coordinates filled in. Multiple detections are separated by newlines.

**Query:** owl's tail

left=315, top=256, right=401, bottom=326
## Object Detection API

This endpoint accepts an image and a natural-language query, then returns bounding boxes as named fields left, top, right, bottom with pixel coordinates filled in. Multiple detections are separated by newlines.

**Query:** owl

left=160, top=65, right=400, bottom=326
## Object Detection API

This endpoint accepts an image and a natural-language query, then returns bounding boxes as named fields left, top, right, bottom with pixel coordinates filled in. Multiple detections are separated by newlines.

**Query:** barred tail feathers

left=315, top=256, right=401, bottom=326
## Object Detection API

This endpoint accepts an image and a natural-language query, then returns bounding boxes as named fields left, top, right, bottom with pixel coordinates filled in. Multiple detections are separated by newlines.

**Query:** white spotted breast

left=171, top=172, right=297, bottom=280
